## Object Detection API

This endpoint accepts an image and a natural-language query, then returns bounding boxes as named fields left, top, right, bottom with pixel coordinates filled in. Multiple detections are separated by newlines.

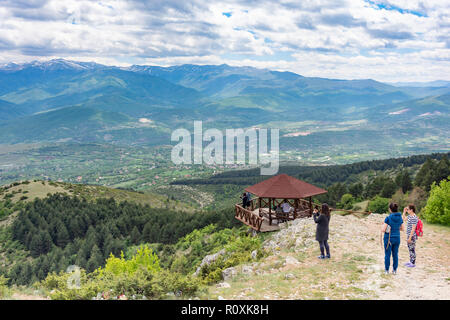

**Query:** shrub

left=39, top=268, right=102, bottom=300
left=422, top=178, right=450, bottom=226
left=38, top=245, right=200, bottom=300
left=338, top=194, right=355, bottom=210
left=98, top=246, right=160, bottom=277
left=368, top=196, right=390, bottom=214
left=198, top=234, right=262, bottom=284
left=0, top=275, right=9, bottom=298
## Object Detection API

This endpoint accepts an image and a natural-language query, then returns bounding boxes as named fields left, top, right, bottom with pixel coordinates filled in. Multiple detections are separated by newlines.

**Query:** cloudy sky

left=0, top=0, right=449, bottom=82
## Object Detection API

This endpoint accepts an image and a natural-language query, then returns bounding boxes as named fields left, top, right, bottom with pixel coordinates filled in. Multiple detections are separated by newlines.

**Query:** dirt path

left=208, top=213, right=450, bottom=300
left=10, top=293, right=48, bottom=300
left=329, top=213, right=450, bottom=299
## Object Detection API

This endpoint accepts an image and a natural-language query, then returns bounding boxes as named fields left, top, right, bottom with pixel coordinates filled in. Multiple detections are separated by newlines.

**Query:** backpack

left=416, top=219, right=423, bottom=237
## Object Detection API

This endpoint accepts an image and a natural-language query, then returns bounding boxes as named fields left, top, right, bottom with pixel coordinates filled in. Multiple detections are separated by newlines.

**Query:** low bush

left=422, top=178, right=450, bottom=226
left=38, top=245, right=201, bottom=300
left=0, top=275, right=9, bottom=298
left=368, top=196, right=390, bottom=214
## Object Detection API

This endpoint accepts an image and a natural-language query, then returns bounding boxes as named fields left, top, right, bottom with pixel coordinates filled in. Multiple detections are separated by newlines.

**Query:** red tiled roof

left=244, top=174, right=327, bottom=198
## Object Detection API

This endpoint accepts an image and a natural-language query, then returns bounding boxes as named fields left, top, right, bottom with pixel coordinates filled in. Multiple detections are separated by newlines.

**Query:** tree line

left=171, top=152, right=449, bottom=188
left=317, top=156, right=449, bottom=207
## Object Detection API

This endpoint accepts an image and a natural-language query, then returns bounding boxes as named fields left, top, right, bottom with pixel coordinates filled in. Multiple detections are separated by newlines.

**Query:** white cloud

left=0, top=0, right=448, bottom=82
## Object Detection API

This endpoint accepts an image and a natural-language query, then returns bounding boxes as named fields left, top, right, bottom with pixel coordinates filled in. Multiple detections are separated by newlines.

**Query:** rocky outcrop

left=194, top=249, right=226, bottom=276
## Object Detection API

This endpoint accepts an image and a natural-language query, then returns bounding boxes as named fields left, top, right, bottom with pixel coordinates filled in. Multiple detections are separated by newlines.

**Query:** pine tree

left=30, top=234, right=44, bottom=257
left=423, top=171, right=435, bottom=192
left=435, top=156, right=450, bottom=184
left=415, top=158, right=436, bottom=188
left=20, top=263, right=32, bottom=285
left=130, top=226, right=141, bottom=245
left=381, top=178, right=397, bottom=198
left=348, top=183, right=364, bottom=199
left=400, top=171, right=413, bottom=193
left=75, top=248, right=87, bottom=269
left=56, top=222, right=70, bottom=248
left=142, top=222, right=154, bottom=243
left=86, top=245, right=103, bottom=273
left=40, top=230, right=54, bottom=254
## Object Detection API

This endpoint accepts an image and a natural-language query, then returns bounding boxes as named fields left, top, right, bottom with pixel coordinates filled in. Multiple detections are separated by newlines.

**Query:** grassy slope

left=0, top=180, right=197, bottom=212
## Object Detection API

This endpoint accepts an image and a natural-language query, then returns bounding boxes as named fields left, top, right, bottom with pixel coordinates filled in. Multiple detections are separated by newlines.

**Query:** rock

left=217, top=282, right=231, bottom=288
left=241, top=265, right=254, bottom=275
left=295, top=238, right=305, bottom=247
left=222, top=267, right=237, bottom=281
left=278, top=222, right=288, bottom=229
left=218, top=296, right=225, bottom=300
left=251, top=250, right=258, bottom=260
left=284, top=256, right=300, bottom=267
left=285, top=273, right=296, bottom=280
left=194, top=249, right=226, bottom=276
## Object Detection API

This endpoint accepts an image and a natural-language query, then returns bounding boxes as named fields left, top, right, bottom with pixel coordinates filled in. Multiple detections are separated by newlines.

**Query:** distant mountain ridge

left=389, top=80, right=450, bottom=88
left=0, top=59, right=448, bottom=152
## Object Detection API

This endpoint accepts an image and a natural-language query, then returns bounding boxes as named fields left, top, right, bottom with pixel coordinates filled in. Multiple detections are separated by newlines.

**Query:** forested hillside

left=0, top=152, right=449, bottom=300
left=0, top=194, right=238, bottom=286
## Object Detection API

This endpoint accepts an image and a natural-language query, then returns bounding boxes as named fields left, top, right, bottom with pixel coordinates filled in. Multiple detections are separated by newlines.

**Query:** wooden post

left=309, top=196, right=312, bottom=217
left=258, top=197, right=262, bottom=217
left=294, top=198, right=299, bottom=219
left=268, top=198, right=272, bottom=225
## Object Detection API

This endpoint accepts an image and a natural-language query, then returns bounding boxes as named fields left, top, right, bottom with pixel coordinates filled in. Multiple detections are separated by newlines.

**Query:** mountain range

left=0, top=59, right=448, bottom=151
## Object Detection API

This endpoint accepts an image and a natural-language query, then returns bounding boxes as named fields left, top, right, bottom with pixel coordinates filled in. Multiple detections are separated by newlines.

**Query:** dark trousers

left=318, top=240, right=330, bottom=256
left=384, top=235, right=400, bottom=271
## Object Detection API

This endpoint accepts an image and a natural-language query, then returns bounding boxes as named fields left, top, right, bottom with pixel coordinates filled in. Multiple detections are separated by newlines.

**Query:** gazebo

left=235, top=174, right=328, bottom=232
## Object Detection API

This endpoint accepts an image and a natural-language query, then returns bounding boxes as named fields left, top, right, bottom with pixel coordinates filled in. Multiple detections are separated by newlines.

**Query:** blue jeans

left=384, top=235, right=400, bottom=271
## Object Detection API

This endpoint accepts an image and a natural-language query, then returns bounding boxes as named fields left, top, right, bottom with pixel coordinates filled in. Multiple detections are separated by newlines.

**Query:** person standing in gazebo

left=241, top=192, right=248, bottom=208
left=314, top=203, right=331, bottom=259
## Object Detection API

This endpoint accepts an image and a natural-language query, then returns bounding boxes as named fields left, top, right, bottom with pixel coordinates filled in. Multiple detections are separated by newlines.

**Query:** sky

left=0, top=0, right=449, bottom=82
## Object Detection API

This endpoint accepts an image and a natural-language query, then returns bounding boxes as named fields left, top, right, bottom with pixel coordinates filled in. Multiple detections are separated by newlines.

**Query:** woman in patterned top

left=403, top=204, right=418, bottom=267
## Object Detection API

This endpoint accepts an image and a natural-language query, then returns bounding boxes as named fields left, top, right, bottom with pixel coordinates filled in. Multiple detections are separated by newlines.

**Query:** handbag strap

left=385, top=230, right=391, bottom=250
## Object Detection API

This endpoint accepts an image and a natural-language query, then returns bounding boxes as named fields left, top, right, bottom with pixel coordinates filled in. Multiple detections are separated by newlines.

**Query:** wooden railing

left=298, top=198, right=372, bottom=217
left=235, top=203, right=263, bottom=232
left=235, top=196, right=373, bottom=232
left=330, top=208, right=372, bottom=217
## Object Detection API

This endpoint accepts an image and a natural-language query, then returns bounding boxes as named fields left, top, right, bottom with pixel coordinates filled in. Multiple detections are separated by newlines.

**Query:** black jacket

left=314, top=213, right=330, bottom=241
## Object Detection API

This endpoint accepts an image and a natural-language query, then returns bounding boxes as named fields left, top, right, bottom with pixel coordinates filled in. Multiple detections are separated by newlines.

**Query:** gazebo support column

left=258, top=198, right=262, bottom=217
left=309, top=196, right=312, bottom=217
left=268, top=198, right=272, bottom=225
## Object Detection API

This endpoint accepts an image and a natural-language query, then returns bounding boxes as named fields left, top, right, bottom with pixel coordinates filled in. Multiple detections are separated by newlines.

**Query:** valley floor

left=205, top=214, right=450, bottom=300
